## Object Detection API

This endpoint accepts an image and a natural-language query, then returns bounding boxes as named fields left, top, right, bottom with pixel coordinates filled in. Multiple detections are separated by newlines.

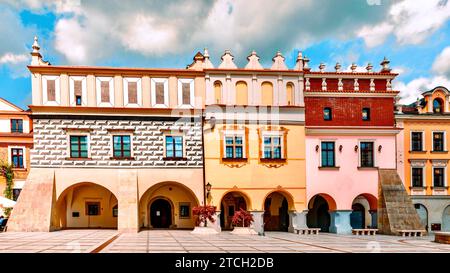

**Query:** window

left=179, top=203, right=190, bottom=218
left=324, top=107, right=332, bottom=121
left=113, top=135, right=131, bottom=158
left=360, top=142, right=374, bottom=167
left=433, top=132, right=445, bottom=151
left=96, top=77, right=114, bottom=106
left=70, top=136, right=88, bottom=158
left=165, top=135, right=183, bottom=158
left=10, top=119, right=23, bottom=133
left=70, top=77, right=86, bottom=106
left=12, top=189, right=21, bottom=201
left=225, top=136, right=244, bottom=159
left=321, top=142, right=335, bottom=167
left=433, top=168, right=445, bottom=187
left=112, top=205, right=118, bottom=217
left=362, top=108, right=370, bottom=121
left=11, top=148, right=24, bottom=168
left=124, top=78, right=142, bottom=106
left=86, top=202, right=100, bottom=216
left=433, top=99, right=443, bottom=113
left=178, top=79, right=194, bottom=107
left=151, top=78, right=169, bottom=107
left=76, top=95, right=82, bottom=106
left=74, top=80, right=82, bottom=105
left=411, top=132, right=423, bottom=151
left=47, top=79, right=56, bottom=101
left=263, top=136, right=282, bottom=159
left=412, top=168, right=423, bottom=187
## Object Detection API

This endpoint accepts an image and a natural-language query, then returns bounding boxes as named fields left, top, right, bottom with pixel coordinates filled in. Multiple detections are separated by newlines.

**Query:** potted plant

left=230, top=208, right=258, bottom=235
left=191, top=205, right=219, bottom=234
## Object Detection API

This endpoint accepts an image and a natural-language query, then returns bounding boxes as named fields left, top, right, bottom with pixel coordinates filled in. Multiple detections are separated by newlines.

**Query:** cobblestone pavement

left=1, top=229, right=449, bottom=253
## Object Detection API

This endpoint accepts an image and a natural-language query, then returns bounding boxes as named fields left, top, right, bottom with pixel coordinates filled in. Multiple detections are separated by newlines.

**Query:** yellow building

left=203, top=50, right=307, bottom=233
left=396, top=86, right=450, bottom=232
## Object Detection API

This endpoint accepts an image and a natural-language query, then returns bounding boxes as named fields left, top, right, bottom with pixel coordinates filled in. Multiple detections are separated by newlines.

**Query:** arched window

left=286, top=82, right=294, bottom=106
left=433, top=98, right=443, bottom=113
left=261, top=82, right=273, bottom=106
left=235, top=81, right=248, bottom=105
left=214, top=81, right=222, bottom=104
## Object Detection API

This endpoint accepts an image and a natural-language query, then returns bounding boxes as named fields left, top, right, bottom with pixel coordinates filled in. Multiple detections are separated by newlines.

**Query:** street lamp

left=206, top=182, right=212, bottom=199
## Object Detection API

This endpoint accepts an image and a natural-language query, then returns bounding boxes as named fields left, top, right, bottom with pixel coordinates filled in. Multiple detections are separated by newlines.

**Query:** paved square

left=1, top=230, right=449, bottom=253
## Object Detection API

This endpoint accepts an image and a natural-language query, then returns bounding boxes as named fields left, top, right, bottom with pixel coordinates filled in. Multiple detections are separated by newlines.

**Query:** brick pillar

left=117, top=169, right=139, bottom=233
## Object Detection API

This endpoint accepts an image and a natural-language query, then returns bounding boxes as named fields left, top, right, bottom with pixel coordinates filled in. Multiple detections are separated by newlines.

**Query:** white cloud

left=0, top=53, right=28, bottom=64
left=394, top=75, right=450, bottom=104
left=432, top=46, right=450, bottom=77
left=358, top=0, right=450, bottom=48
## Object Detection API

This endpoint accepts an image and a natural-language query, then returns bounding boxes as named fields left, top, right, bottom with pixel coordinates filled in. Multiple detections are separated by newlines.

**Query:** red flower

left=231, top=209, right=254, bottom=227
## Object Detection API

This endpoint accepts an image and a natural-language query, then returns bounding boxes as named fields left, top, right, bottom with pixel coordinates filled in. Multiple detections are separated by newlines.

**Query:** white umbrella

left=0, top=197, right=16, bottom=208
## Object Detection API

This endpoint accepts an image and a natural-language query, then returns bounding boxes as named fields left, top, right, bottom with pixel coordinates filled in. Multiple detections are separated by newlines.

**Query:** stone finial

left=335, top=62, right=342, bottom=73
left=351, top=63, right=357, bottom=73
left=366, top=63, right=373, bottom=73
left=303, top=56, right=311, bottom=71
left=319, top=63, right=326, bottom=72
left=203, top=48, right=214, bottom=69
left=245, top=50, right=263, bottom=70
left=294, top=51, right=304, bottom=70
left=271, top=51, right=288, bottom=70
left=30, top=35, right=50, bottom=66
left=32, top=36, right=40, bottom=53
left=380, top=57, right=391, bottom=72
left=218, top=50, right=238, bottom=69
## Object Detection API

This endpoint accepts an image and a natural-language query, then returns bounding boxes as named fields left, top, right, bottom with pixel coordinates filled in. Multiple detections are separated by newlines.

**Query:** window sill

left=109, top=157, right=135, bottom=160
left=221, top=158, right=248, bottom=162
left=409, top=150, right=427, bottom=153
left=318, top=166, right=340, bottom=170
left=431, top=151, right=448, bottom=154
left=357, top=166, right=378, bottom=170
left=409, top=186, right=427, bottom=190
left=431, top=186, right=449, bottom=189
left=163, top=157, right=188, bottom=161
left=260, top=158, right=286, bottom=163
left=12, top=168, right=27, bottom=171
left=65, top=157, right=92, bottom=161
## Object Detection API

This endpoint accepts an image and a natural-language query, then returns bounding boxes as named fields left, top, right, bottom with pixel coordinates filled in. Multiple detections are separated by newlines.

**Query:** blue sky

left=1, top=0, right=450, bottom=109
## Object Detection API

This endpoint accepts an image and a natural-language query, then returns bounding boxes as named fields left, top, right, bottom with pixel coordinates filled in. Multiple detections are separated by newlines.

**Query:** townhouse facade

left=304, top=60, right=400, bottom=234
left=396, top=86, right=450, bottom=232
left=0, top=98, right=33, bottom=217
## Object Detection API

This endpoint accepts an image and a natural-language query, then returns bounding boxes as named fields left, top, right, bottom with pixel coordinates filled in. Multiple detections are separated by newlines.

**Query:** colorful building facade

left=304, top=60, right=400, bottom=234
left=202, top=50, right=307, bottom=233
left=396, top=86, right=450, bottom=232
left=0, top=98, right=33, bottom=216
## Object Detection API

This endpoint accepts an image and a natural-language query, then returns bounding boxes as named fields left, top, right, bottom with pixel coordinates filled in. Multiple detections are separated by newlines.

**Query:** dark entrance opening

left=263, top=193, right=290, bottom=231
left=150, top=199, right=172, bottom=228
left=350, top=203, right=365, bottom=229
left=307, top=195, right=331, bottom=232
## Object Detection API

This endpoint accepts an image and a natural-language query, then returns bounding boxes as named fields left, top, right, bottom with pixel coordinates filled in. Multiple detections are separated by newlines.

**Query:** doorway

left=150, top=198, right=172, bottom=228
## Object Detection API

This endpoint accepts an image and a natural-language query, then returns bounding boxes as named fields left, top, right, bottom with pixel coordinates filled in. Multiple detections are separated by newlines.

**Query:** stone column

left=289, top=210, right=308, bottom=232
left=118, top=169, right=139, bottom=233
left=251, top=211, right=264, bottom=235
left=369, top=210, right=378, bottom=228
left=330, top=210, right=352, bottom=234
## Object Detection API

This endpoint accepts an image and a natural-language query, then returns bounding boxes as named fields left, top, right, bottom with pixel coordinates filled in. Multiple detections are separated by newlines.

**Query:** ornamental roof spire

left=294, top=51, right=303, bottom=70
left=30, top=35, right=50, bottom=66
left=335, top=62, right=342, bottom=72
left=380, top=56, right=391, bottom=72
left=245, top=50, right=263, bottom=70
left=32, top=36, right=40, bottom=53
left=202, top=48, right=214, bottom=69
left=271, top=51, right=288, bottom=70
left=218, top=50, right=237, bottom=69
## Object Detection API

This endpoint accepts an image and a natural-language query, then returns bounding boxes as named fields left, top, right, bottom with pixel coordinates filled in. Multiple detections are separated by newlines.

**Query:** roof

left=421, top=86, right=450, bottom=96
left=0, top=97, right=24, bottom=112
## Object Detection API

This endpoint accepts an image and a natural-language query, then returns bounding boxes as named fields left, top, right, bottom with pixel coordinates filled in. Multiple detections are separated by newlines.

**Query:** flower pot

left=230, top=227, right=258, bottom=235
left=191, top=226, right=219, bottom=235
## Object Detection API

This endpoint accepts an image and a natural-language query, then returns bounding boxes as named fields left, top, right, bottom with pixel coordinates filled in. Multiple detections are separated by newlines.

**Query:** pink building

left=304, top=60, right=400, bottom=233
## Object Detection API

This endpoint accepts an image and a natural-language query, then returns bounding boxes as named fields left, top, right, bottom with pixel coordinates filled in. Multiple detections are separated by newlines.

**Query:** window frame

left=320, top=141, right=336, bottom=167
left=10, top=119, right=23, bottom=133
left=69, top=135, right=89, bottom=159
left=223, top=132, right=245, bottom=159
left=261, top=133, right=284, bottom=160
left=432, top=166, right=446, bottom=188
left=359, top=141, right=375, bottom=168
left=323, top=107, right=332, bottom=121
left=362, top=107, right=371, bottom=121
left=42, top=75, right=61, bottom=106
left=10, top=148, right=24, bottom=169
left=85, top=202, right=101, bottom=216
left=112, top=134, right=133, bottom=159
left=96, top=76, right=115, bottom=107
left=432, top=131, right=446, bottom=152
left=123, top=77, right=142, bottom=107
left=410, top=131, right=424, bottom=152
left=177, top=78, right=195, bottom=108
left=69, top=76, right=87, bottom=106
left=411, top=167, right=425, bottom=188
left=164, top=134, right=185, bottom=159
left=179, top=202, right=191, bottom=219
left=151, top=78, right=169, bottom=108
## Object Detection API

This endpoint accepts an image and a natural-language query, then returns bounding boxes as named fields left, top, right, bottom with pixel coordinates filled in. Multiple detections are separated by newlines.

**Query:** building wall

left=306, top=134, right=397, bottom=209
left=305, top=97, right=395, bottom=127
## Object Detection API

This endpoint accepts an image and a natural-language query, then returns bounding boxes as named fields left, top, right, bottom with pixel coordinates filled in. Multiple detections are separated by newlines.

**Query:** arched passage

left=307, top=194, right=337, bottom=232
left=414, top=203, right=429, bottom=231
left=263, top=191, right=294, bottom=231
left=350, top=193, right=378, bottom=229
left=56, top=182, right=118, bottom=229
left=443, top=205, right=450, bottom=232
left=219, top=191, right=250, bottom=230
left=139, top=181, right=199, bottom=229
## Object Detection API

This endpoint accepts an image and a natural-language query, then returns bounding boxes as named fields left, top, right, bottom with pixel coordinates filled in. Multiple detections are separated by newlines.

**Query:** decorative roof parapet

left=335, top=62, right=342, bottom=73
left=319, top=63, right=326, bottom=73
left=245, top=50, right=263, bottom=70
left=271, top=51, right=288, bottom=70
left=303, top=56, right=311, bottom=71
left=202, top=48, right=214, bottom=69
left=218, top=50, right=238, bottom=69
left=294, top=51, right=304, bottom=70
left=350, top=63, right=357, bottom=73
left=366, top=63, right=373, bottom=73
left=380, top=57, right=391, bottom=72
